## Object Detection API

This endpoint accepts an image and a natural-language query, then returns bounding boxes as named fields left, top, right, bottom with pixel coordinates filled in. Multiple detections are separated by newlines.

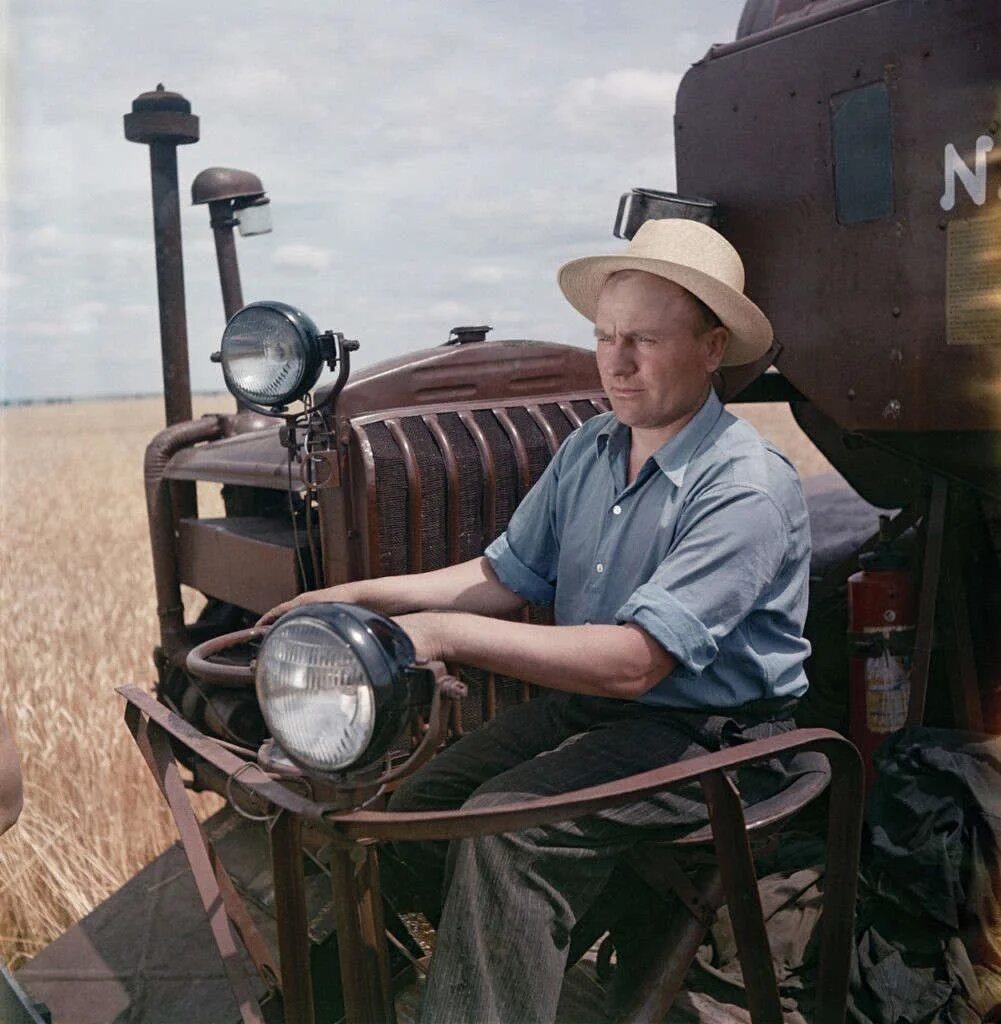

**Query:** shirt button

left=612, top=505, right=622, bottom=515
left=596, top=563, right=604, bottom=573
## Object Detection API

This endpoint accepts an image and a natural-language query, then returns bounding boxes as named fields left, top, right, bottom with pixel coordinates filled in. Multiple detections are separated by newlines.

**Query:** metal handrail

left=120, top=683, right=862, bottom=1024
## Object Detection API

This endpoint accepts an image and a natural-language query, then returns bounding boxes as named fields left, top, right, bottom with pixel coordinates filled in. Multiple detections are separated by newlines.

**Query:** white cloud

left=14, top=301, right=111, bottom=341
left=26, top=224, right=66, bottom=249
left=272, top=244, right=332, bottom=272
left=20, top=321, right=64, bottom=338
left=428, top=300, right=476, bottom=320
left=395, top=300, right=477, bottom=324
left=115, top=303, right=155, bottom=319
left=462, top=264, right=518, bottom=284
left=556, top=68, right=682, bottom=133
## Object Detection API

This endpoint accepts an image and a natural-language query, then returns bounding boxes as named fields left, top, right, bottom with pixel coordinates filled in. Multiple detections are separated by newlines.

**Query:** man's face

left=594, top=271, right=728, bottom=432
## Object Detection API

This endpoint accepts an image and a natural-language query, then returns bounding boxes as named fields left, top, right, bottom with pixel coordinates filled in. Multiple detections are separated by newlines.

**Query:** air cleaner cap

left=124, top=84, right=199, bottom=145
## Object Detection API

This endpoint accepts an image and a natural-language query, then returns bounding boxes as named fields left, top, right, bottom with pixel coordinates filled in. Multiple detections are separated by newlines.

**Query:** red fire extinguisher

left=847, top=517, right=916, bottom=791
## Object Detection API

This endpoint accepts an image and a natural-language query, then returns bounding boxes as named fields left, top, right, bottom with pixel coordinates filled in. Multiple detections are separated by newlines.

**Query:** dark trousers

left=382, top=691, right=803, bottom=1024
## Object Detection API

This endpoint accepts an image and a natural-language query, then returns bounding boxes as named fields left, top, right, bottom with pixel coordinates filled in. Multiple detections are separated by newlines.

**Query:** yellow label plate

left=946, top=212, right=1001, bottom=345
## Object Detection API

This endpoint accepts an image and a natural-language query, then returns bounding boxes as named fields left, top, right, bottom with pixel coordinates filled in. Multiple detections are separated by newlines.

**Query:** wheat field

left=0, top=394, right=831, bottom=971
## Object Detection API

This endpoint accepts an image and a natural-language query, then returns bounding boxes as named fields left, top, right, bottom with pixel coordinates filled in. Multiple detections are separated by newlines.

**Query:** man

left=261, top=218, right=811, bottom=1023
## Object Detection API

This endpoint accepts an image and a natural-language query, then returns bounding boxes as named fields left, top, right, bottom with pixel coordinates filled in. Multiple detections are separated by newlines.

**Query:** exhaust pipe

left=145, top=415, right=225, bottom=662
left=124, top=85, right=199, bottom=427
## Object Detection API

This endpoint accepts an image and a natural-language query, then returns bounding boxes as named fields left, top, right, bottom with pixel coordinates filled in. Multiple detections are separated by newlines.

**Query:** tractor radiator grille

left=352, top=393, right=609, bottom=734
left=353, top=396, right=609, bottom=578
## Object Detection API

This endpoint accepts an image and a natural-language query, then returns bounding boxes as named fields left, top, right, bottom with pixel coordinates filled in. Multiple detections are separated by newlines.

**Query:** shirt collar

left=596, top=388, right=723, bottom=488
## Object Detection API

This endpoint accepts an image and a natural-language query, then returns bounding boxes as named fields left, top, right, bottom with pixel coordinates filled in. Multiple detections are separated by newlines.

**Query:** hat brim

left=558, top=254, right=773, bottom=367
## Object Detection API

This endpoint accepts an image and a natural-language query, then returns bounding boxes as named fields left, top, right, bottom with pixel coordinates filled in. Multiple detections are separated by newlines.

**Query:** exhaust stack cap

left=124, top=84, right=199, bottom=146
left=192, top=167, right=266, bottom=205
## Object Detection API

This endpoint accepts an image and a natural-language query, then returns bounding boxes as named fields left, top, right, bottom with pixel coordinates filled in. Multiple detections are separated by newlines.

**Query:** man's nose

left=605, top=337, right=636, bottom=375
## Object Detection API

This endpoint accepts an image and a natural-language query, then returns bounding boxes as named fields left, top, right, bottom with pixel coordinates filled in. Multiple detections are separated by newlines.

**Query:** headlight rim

left=220, top=299, right=323, bottom=410
left=255, top=602, right=418, bottom=777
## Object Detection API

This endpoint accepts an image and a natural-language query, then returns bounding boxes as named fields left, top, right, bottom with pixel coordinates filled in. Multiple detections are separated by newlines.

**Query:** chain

left=225, top=762, right=283, bottom=829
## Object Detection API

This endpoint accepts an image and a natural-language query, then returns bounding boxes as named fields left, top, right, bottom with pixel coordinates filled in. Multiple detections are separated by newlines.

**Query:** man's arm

left=396, top=484, right=795, bottom=701
left=257, top=556, right=526, bottom=626
left=395, top=612, right=676, bottom=700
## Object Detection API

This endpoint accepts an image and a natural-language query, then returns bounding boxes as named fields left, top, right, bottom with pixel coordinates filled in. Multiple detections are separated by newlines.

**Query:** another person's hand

left=256, top=583, right=361, bottom=628
left=0, top=711, right=23, bottom=837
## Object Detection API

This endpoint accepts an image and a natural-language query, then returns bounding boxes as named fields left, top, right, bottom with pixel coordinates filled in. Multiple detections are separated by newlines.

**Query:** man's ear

left=704, top=325, right=730, bottom=372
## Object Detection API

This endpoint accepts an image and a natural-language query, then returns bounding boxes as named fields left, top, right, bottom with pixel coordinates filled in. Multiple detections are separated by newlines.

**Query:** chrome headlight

left=255, top=603, right=428, bottom=775
left=220, top=300, right=323, bottom=409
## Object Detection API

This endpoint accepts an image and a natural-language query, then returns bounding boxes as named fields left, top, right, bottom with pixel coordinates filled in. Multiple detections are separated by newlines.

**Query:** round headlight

left=221, top=301, right=323, bottom=409
left=255, top=603, right=426, bottom=775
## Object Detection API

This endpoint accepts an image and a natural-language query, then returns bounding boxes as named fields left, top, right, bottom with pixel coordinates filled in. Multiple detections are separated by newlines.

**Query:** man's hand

left=256, top=583, right=362, bottom=628
left=392, top=612, right=450, bottom=663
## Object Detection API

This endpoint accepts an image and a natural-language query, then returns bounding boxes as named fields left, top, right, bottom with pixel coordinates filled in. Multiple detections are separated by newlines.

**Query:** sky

left=2, top=1, right=747, bottom=403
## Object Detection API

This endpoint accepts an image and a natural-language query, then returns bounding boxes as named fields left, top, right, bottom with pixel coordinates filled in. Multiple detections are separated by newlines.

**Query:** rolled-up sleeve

left=615, top=485, right=789, bottom=675
left=484, top=443, right=568, bottom=606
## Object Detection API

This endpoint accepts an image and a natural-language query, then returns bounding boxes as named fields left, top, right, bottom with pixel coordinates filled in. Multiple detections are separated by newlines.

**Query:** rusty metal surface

left=384, top=419, right=425, bottom=573
left=422, top=414, right=462, bottom=562
left=270, top=814, right=315, bottom=1024
left=124, top=86, right=199, bottom=427
left=208, top=200, right=245, bottom=323
left=321, top=732, right=849, bottom=843
left=677, top=0, right=1001, bottom=437
left=346, top=391, right=607, bottom=583
left=192, top=167, right=264, bottom=205
left=185, top=626, right=260, bottom=688
left=127, top=705, right=266, bottom=1023
left=160, top=344, right=607, bottom=628
left=701, top=771, right=783, bottom=1021
left=177, top=517, right=304, bottom=616
left=145, top=416, right=225, bottom=662
left=329, top=846, right=396, bottom=1024
left=122, top=684, right=861, bottom=1024
left=328, top=338, right=602, bottom=419
left=731, top=0, right=884, bottom=54
left=164, top=427, right=288, bottom=489
left=123, top=86, right=199, bottom=145
left=122, top=684, right=857, bottom=845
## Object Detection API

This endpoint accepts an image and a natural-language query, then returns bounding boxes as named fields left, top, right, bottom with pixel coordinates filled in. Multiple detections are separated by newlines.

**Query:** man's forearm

left=258, top=556, right=525, bottom=626
left=405, top=612, right=676, bottom=700
left=352, top=557, right=526, bottom=617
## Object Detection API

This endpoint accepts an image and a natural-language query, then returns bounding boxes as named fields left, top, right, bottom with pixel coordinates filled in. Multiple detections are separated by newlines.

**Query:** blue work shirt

left=484, top=388, right=811, bottom=709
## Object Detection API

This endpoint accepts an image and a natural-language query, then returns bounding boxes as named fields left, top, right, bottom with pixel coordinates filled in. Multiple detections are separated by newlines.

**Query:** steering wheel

left=186, top=627, right=265, bottom=688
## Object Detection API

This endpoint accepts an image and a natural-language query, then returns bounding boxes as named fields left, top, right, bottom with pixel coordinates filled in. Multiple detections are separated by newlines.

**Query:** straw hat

left=557, top=219, right=773, bottom=367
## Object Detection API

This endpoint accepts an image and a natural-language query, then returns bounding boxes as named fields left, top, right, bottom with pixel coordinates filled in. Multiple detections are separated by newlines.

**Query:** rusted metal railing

left=120, top=684, right=863, bottom=1024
